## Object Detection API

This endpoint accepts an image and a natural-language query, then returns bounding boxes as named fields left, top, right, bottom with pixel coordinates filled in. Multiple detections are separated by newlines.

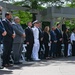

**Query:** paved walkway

left=0, top=57, right=75, bottom=75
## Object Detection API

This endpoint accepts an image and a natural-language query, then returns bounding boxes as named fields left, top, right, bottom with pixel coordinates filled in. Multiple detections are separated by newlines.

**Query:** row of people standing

left=0, top=11, right=25, bottom=67
left=0, top=11, right=75, bottom=68
left=43, top=24, right=74, bottom=58
left=44, top=24, right=72, bottom=58
left=43, top=24, right=63, bottom=59
left=0, top=12, right=72, bottom=63
left=0, top=9, right=69, bottom=65
left=25, top=20, right=42, bottom=61
left=25, top=21, right=63, bottom=61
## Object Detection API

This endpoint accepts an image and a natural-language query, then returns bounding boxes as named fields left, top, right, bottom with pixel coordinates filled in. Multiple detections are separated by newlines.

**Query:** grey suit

left=12, top=23, right=25, bottom=63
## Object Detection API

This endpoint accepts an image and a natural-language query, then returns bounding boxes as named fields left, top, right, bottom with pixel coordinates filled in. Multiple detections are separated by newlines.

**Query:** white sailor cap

left=32, top=20, right=39, bottom=24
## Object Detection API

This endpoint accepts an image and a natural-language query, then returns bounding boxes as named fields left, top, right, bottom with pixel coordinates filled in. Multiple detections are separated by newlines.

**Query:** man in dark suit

left=0, top=20, right=7, bottom=69
left=0, top=21, right=7, bottom=41
left=55, top=23, right=62, bottom=57
left=0, top=6, right=7, bottom=43
left=25, top=22, right=34, bottom=61
left=50, top=27, right=57, bottom=58
left=2, top=12, right=15, bottom=67
left=0, top=6, right=7, bottom=69
left=38, top=22, right=44, bottom=59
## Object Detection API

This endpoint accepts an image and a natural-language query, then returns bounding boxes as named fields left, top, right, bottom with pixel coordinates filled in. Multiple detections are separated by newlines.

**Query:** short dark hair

left=72, top=28, right=75, bottom=32
left=27, top=21, right=31, bottom=25
left=57, top=23, right=60, bottom=26
left=5, top=12, right=10, bottom=17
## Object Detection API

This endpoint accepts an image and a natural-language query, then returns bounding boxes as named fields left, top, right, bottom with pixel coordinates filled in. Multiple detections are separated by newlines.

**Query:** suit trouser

left=0, top=44, right=2, bottom=67
left=26, top=43, right=33, bottom=60
left=2, top=40, right=13, bottom=65
left=38, top=41, right=44, bottom=59
left=50, top=43, right=57, bottom=57
left=64, top=43, right=68, bottom=57
left=72, top=41, right=75, bottom=56
left=44, top=43, right=49, bottom=58
left=12, top=43, right=23, bottom=63
left=56, top=41, right=62, bottom=57
left=32, top=40, right=40, bottom=60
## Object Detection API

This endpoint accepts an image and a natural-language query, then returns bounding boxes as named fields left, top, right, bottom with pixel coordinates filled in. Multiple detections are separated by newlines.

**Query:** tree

left=65, top=19, right=75, bottom=32
left=13, top=11, right=32, bottom=24
left=13, top=0, right=65, bottom=8
left=12, top=0, right=65, bottom=21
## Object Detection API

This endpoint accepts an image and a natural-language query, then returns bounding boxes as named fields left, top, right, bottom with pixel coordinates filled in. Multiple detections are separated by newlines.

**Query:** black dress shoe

left=2, top=64, right=9, bottom=67
left=14, top=62, right=22, bottom=65
left=8, top=64, right=13, bottom=67
left=26, top=58, right=33, bottom=61
left=26, top=59, right=30, bottom=61
left=2, top=63, right=13, bottom=67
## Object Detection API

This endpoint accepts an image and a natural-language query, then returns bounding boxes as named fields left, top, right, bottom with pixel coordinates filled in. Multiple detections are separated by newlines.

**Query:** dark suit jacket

left=25, top=27, right=34, bottom=44
left=38, top=28, right=43, bottom=43
left=55, top=28, right=62, bottom=42
left=50, top=31, right=57, bottom=43
left=2, top=19, right=14, bottom=42
left=63, top=32, right=68, bottom=44
left=0, top=21, right=5, bottom=43
left=43, top=32, right=49, bottom=44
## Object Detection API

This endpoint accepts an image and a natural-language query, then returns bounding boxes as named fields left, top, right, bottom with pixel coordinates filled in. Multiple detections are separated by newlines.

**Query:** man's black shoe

left=14, top=62, right=22, bottom=65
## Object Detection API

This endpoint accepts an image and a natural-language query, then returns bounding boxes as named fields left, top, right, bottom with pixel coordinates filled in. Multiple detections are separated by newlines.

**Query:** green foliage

left=12, top=0, right=65, bottom=25
left=66, top=0, right=75, bottom=8
left=42, top=21, right=50, bottom=30
left=64, top=0, right=75, bottom=31
left=65, top=20, right=75, bottom=31
left=66, top=3, right=75, bottom=8
left=13, top=11, right=32, bottom=24
left=13, top=0, right=64, bottom=9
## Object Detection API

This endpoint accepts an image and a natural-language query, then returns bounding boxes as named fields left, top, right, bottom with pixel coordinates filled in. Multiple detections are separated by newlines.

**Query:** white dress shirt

left=70, top=32, right=75, bottom=43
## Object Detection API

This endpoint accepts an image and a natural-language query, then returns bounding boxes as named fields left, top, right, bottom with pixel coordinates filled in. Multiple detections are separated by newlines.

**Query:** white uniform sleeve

left=70, top=33, right=75, bottom=43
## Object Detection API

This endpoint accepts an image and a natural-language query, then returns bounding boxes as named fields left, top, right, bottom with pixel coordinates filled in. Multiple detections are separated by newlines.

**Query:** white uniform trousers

left=32, top=40, right=40, bottom=60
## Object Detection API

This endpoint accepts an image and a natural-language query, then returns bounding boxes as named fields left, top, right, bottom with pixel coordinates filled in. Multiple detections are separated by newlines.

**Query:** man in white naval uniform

left=32, top=20, right=40, bottom=61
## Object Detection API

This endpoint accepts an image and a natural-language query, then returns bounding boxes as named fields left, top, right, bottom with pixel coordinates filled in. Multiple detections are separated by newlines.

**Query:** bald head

left=14, top=17, right=20, bottom=23
left=14, top=17, right=20, bottom=24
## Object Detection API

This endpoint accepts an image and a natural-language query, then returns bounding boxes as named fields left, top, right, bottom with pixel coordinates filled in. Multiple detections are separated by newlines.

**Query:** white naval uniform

left=32, top=26, right=40, bottom=60
left=70, top=32, right=75, bottom=43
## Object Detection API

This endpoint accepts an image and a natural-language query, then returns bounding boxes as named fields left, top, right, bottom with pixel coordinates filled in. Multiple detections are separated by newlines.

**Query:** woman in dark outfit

left=63, top=28, right=69, bottom=57
left=43, top=26, right=51, bottom=59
